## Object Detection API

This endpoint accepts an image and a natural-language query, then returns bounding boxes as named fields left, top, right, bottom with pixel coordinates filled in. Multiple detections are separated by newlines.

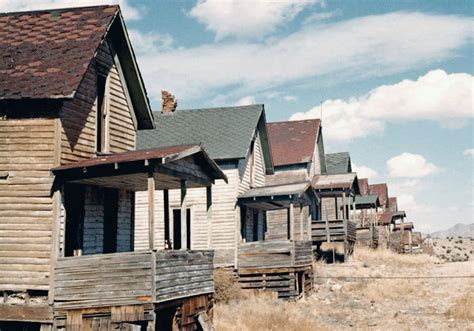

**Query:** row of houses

left=0, top=5, right=419, bottom=330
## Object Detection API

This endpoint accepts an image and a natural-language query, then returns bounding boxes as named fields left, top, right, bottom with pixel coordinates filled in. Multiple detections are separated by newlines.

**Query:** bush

left=214, top=269, right=246, bottom=303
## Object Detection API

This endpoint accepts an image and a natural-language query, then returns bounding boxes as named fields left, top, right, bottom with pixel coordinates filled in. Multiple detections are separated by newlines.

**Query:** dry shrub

left=446, top=289, right=474, bottom=321
left=214, top=293, right=327, bottom=331
left=213, top=268, right=246, bottom=303
left=353, top=247, right=437, bottom=267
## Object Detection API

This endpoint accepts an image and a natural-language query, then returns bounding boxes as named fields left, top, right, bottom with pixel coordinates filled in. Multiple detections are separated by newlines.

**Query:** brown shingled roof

left=358, top=178, right=370, bottom=196
left=388, top=197, right=398, bottom=212
left=369, top=183, right=389, bottom=207
left=267, top=119, right=320, bottom=167
left=0, top=5, right=119, bottom=99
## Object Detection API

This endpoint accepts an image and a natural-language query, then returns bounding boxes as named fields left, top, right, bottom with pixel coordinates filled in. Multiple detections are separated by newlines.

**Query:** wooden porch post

left=289, top=201, right=295, bottom=241
left=148, top=170, right=155, bottom=250
left=342, top=191, right=348, bottom=262
left=206, top=186, right=212, bottom=249
left=163, top=189, right=170, bottom=246
left=307, top=204, right=312, bottom=241
left=299, top=204, right=304, bottom=240
left=181, top=180, right=187, bottom=250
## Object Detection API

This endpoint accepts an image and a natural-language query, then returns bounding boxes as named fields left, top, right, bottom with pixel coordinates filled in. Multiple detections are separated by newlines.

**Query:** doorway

left=172, top=208, right=191, bottom=249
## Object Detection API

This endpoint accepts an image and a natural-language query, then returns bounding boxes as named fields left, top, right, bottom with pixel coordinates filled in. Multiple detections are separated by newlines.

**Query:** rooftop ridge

left=0, top=4, right=117, bottom=16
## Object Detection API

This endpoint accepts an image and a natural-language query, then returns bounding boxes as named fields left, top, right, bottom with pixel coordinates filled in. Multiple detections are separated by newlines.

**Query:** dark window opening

left=64, top=184, right=85, bottom=257
left=96, top=74, right=107, bottom=153
left=252, top=209, right=259, bottom=241
left=240, top=206, right=247, bottom=240
left=287, top=208, right=291, bottom=240
left=103, top=188, right=119, bottom=254
left=172, top=209, right=191, bottom=250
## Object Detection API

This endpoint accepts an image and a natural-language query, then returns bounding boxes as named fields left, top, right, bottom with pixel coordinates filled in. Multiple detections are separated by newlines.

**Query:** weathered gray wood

left=148, top=172, right=155, bottom=250
left=181, top=179, right=187, bottom=250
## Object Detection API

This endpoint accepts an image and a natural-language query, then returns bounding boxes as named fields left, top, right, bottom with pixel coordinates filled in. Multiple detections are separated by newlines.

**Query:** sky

left=2, top=0, right=473, bottom=232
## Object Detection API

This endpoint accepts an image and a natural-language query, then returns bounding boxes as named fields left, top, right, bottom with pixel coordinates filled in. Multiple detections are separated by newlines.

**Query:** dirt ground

left=431, top=237, right=473, bottom=262
left=214, top=248, right=474, bottom=330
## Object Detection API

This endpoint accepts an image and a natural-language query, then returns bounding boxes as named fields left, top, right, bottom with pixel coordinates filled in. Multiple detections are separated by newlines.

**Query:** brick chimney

left=161, top=90, right=177, bottom=113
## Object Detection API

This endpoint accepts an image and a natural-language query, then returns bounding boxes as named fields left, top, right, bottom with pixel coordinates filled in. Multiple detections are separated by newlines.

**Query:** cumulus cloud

left=189, top=0, right=321, bottom=40
left=128, top=30, right=174, bottom=54
left=1, top=0, right=141, bottom=20
left=291, top=70, right=474, bottom=142
left=236, top=95, right=257, bottom=106
left=463, top=148, right=474, bottom=157
left=387, top=153, right=441, bottom=178
left=132, top=12, right=472, bottom=105
left=352, top=163, right=378, bottom=179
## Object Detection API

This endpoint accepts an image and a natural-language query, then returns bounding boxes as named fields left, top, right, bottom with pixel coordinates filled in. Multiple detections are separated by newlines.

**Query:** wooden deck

left=356, top=226, right=379, bottom=248
left=54, top=250, right=214, bottom=314
left=311, top=219, right=357, bottom=243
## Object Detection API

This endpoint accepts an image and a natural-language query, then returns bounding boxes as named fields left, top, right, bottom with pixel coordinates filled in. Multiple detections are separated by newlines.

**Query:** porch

left=51, top=145, right=226, bottom=330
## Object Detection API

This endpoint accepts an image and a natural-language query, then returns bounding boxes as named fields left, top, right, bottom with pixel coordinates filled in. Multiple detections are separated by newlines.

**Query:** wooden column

left=342, top=192, right=348, bottom=262
left=234, top=204, right=241, bottom=269
left=206, top=186, right=212, bottom=249
left=180, top=180, right=187, bottom=250
left=289, top=202, right=295, bottom=241
left=299, top=204, right=304, bottom=240
left=49, top=187, right=62, bottom=305
left=307, top=205, right=312, bottom=241
left=148, top=171, right=155, bottom=250
left=163, top=189, right=170, bottom=246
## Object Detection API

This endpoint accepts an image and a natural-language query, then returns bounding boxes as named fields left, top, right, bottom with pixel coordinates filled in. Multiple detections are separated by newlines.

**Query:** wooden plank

left=148, top=171, right=155, bottom=250
left=181, top=179, right=187, bottom=250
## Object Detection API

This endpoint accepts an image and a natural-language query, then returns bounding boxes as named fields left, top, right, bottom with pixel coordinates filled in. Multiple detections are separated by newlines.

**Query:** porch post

left=206, top=185, right=212, bottom=249
left=148, top=170, right=155, bottom=250
left=289, top=201, right=295, bottom=241
left=180, top=180, right=187, bottom=250
left=307, top=205, right=312, bottom=241
left=163, top=189, right=170, bottom=245
left=299, top=204, right=304, bottom=240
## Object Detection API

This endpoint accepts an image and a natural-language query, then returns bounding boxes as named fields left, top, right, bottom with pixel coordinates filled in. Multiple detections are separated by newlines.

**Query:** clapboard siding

left=266, top=206, right=310, bottom=241
left=321, top=197, right=337, bottom=221
left=60, top=40, right=135, bottom=165
left=265, top=168, right=308, bottom=186
left=239, top=131, right=266, bottom=194
left=0, top=118, right=56, bottom=291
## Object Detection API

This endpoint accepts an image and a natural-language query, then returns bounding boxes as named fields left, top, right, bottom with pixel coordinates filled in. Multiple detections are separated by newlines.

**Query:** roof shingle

left=326, top=152, right=352, bottom=174
left=0, top=5, right=119, bottom=99
left=267, top=119, right=320, bottom=167
left=369, top=183, right=389, bottom=207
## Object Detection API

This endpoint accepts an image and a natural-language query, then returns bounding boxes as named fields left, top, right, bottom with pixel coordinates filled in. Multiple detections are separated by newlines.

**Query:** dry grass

left=446, top=288, right=474, bottom=321
left=214, top=293, right=327, bottom=331
left=213, top=268, right=247, bottom=303
left=353, top=246, right=438, bottom=267
left=345, top=278, right=431, bottom=302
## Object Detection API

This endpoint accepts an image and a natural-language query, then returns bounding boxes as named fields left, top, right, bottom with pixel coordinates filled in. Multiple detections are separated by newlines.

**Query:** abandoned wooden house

left=0, top=5, right=224, bottom=330
left=390, top=221, right=414, bottom=253
left=351, top=178, right=380, bottom=248
left=311, top=173, right=360, bottom=261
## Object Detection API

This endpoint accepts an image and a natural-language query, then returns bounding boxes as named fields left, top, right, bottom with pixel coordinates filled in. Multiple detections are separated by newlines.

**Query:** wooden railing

left=237, top=240, right=312, bottom=269
left=311, top=219, right=357, bottom=243
left=54, top=250, right=214, bottom=311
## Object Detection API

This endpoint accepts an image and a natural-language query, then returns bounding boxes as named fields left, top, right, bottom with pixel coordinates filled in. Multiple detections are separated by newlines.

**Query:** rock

left=330, top=283, right=343, bottom=292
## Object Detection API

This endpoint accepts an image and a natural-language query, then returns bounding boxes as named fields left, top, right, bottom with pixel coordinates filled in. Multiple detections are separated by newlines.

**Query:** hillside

left=431, top=223, right=474, bottom=238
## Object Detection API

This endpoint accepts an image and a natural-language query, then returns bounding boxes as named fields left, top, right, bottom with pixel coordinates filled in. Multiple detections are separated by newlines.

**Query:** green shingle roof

left=137, top=105, right=273, bottom=172
left=326, top=152, right=352, bottom=174
left=354, top=194, right=380, bottom=208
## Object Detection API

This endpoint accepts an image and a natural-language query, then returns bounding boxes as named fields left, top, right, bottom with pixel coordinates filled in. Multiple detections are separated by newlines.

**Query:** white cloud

left=463, top=148, right=474, bottom=157
left=1, top=0, right=141, bottom=20
left=387, top=153, right=441, bottom=178
left=132, top=12, right=472, bottom=105
left=236, top=95, right=256, bottom=106
left=352, top=163, right=378, bottom=179
left=189, top=0, right=320, bottom=40
left=284, top=95, right=298, bottom=102
left=291, top=70, right=474, bottom=142
left=303, top=10, right=338, bottom=24
left=128, top=30, right=174, bottom=54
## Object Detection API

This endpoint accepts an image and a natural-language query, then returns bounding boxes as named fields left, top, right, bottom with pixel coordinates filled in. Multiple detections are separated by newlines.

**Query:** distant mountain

left=431, top=223, right=474, bottom=238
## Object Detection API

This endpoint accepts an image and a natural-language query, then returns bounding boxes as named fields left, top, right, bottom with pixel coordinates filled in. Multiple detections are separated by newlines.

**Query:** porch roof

left=52, top=144, right=227, bottom=191
left=378, top=210, right=407, bottom=225
left=354, top=194, right=380, bottom=208
left=311, top=173, right=360, bottom=195
left=238, top=182, right=313, bottom=210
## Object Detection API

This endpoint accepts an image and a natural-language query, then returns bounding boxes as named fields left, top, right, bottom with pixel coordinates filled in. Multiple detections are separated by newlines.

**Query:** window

left=64, top=184, right=85, bottom=257
left=96, top=74, right=110, bottom=153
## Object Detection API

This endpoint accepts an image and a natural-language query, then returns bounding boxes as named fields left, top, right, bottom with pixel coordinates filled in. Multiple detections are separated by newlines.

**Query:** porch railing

left=311, top=219, right=357, bottom=243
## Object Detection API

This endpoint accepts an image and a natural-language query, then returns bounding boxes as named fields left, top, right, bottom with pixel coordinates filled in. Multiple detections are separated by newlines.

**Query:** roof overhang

left=353, top=194, right=380, bottom=209
left=52, top=145, right=227, bottom=191
left=311, top=172, right=360, bottom=197
left=238, top=182, right=314, bottom=210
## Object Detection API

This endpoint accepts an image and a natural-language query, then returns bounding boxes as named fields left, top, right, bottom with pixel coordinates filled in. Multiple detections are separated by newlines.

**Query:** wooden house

left=0, top=6, right=225, bottom=330
left=391, top=221, right=414, bottom=253
left=353, top=178, right=380, bottom=248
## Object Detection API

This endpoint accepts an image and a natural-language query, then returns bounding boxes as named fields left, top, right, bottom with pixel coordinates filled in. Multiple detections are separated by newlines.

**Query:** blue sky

left=5, top=0, right=473, bottom=232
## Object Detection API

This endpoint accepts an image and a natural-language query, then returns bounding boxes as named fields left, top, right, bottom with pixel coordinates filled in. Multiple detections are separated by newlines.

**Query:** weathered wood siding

left=0, top=117, right=56, bottom=291
left=265, top=167, right=308, bottom=186
left=60, top=40, right=136, bottom=165
left=321, top=197, right=338, bottom=221
left=54, top=250, right=214, bottom=310
left=135, top=133, right=267, bottom=267
left=266, top=206, right=310, bottom=241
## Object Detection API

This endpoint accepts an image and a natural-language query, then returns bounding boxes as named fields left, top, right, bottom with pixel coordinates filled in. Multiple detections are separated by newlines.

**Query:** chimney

left=161, top=90, right=177, bottom=113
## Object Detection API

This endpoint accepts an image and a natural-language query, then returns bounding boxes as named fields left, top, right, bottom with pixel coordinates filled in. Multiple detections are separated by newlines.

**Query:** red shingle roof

left=369, top=183, right=389, bottom=207
left=267, top=119, right=320, bottom=167
left=0, top=5, right=119, bottom=99
left=358, top=178, right=370, bottom=196
left=388, top=197, right=398, bottom=212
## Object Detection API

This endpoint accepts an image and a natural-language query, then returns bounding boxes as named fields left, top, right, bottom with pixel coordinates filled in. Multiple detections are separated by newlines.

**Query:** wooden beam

left=206, top=186, right=212, bottom=249
left=299, top=204, right=304, bottom=240
left=180, top=180, right=187, bottom=250
left=49, top=188, right=62, bottom=305
left=148, top=171, right=155, bottom=250
left=163, top=189, right=170, bottom=245
left=289, top=203, right=295, bottom=241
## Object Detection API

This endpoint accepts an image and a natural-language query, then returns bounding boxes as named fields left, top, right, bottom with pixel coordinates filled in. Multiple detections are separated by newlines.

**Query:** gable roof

left=369, top=183, right=389, bottom=207
left=0, top=5, right=153, bottom=128
left=326, top=152, right=352, bottom=174
left=358, top=178, right=370, bottom=196
left=311, top=173, right=360, bottom=194
left=354, top=194, right=380, bottom=208
left=267, top=119, right=320, bottom=167
left=137, top=105, right=274, bottom=174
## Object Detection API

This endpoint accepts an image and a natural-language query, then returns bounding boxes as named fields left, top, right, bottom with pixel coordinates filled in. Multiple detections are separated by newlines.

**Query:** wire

left=315, top=275, right=473, bottom=279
